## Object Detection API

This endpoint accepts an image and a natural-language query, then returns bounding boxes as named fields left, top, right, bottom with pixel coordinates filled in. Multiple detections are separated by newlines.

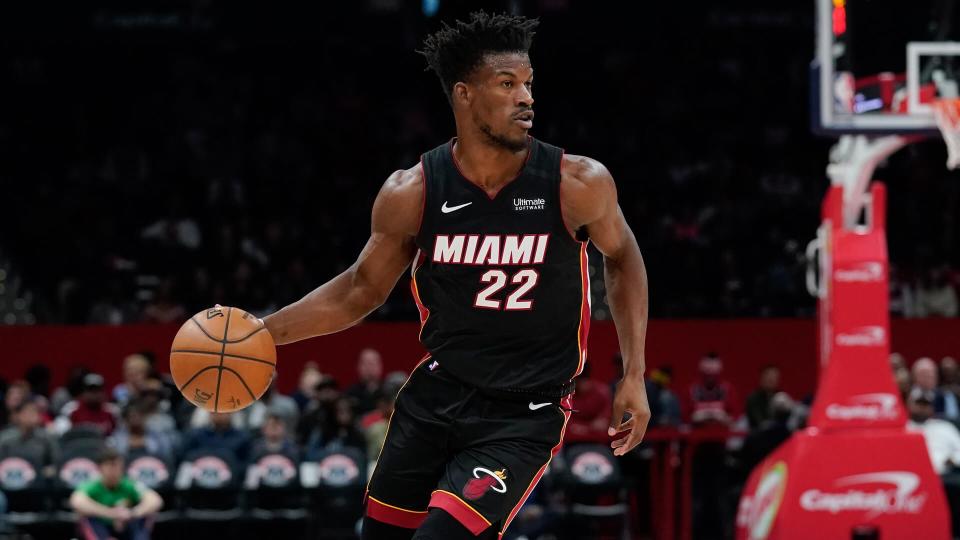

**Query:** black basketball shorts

left=365, top=356, right=572, bottom=537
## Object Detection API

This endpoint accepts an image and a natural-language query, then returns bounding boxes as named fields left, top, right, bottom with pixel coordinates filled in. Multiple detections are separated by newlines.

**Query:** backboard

left=812, top=0, right=960, bottom=135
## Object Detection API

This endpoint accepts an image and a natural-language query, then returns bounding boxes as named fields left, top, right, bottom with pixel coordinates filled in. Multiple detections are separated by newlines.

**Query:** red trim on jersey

left=572, top=243, right=591, bottom=378
left=366, top=495, right=428, bottom=529
left=499, top=405, right=572, bottom=538
left=429, top=490, right=492, bottom=535
left=410, top=251, right=430, bottom=338
left=448, top=136, right=533, bottom=201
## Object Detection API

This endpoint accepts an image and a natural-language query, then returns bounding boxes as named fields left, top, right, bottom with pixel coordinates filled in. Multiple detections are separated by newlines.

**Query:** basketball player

left=259, top=12, right=650, bottom=539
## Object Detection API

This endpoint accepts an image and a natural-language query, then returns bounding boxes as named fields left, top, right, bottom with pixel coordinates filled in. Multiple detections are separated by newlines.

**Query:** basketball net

left=933, top=98, right=960, bottom=170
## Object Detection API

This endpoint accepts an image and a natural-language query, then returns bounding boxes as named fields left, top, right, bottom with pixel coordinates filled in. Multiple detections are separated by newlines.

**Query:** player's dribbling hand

left=608, top=375, right=652, bottom=457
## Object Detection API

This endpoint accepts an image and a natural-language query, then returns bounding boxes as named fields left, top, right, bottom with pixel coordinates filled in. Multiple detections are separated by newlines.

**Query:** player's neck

left=452, top=132, right=529, bottom=194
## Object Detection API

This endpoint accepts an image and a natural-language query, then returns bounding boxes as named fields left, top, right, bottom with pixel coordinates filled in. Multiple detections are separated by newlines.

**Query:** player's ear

left=452, top=81, right=470, bottom=105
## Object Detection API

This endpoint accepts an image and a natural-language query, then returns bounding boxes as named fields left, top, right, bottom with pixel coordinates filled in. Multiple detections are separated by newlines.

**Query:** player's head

left=419, top=11, right=539, bottom=152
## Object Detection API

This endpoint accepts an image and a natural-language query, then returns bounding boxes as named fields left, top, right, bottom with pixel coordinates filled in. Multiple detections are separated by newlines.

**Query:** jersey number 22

left=474, top=269, right=539, bottom=310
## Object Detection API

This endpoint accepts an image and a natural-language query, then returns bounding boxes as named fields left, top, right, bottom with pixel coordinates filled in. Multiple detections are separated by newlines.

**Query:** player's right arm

left=262, top=165, right=423, bottom=345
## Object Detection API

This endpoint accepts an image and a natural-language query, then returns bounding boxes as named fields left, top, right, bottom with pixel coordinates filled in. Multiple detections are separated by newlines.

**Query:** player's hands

left=608, top=375, right=651, bottom=457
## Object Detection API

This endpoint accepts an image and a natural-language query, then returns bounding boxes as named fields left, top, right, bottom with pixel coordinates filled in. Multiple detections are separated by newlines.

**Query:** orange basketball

left=169, top=306, right=276, bottom=412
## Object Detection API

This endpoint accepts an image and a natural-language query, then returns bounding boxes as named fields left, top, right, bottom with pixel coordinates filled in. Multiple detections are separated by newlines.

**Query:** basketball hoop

left=933, top=98, right=960, bottom=170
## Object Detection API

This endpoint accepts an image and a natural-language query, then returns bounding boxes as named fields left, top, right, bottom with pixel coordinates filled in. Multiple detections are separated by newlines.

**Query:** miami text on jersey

left=432, top=234, right=550, bottom=265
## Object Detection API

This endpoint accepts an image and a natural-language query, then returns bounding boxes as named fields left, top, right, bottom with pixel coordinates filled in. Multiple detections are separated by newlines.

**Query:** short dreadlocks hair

left=418, top=11, right=539, bottom=104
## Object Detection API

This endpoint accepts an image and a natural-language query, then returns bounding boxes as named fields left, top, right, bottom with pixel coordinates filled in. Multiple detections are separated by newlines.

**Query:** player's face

left=467, top=52, right=534, bottom=152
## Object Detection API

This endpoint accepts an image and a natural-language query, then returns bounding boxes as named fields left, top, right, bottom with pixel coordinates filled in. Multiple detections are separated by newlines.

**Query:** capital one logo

left=738, top=461, right=788, bottom=540
left=834, top=262, right=884, bottom=283
left=835, top=326, right=886, bottom=347
left=825, top=393, right=899, bottom=421
left=800, top=471, right=927, bottom=517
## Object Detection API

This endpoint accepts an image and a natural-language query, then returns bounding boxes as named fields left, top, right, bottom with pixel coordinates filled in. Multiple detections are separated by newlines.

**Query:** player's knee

left=412, top=508, right=498, bottom=540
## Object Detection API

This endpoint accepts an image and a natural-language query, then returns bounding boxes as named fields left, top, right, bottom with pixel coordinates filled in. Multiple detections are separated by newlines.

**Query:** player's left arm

left=561, top=154, right=650, bottom=456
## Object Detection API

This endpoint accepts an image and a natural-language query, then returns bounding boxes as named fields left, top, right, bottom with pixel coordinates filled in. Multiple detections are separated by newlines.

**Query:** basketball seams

left=227, top=325, right=266, bottom=343
left=220, top=367, right=258, bottom=401
left=213, top=307, right=233, bottom=413
left=189, top=315, right=265, bottom=344
left=189, top=317, right=224, bottom=343
left=176, top=365, right=219, bottom=393
left=170, top=349, right=276, bottom=367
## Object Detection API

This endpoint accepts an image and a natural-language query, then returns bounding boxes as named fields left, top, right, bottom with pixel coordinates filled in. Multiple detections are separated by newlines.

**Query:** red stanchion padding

left=736, top=428, right=950, bottom=540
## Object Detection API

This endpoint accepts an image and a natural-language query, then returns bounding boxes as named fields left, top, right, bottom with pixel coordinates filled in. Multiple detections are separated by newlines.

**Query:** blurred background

left=2, top=1, right=960, bottom=539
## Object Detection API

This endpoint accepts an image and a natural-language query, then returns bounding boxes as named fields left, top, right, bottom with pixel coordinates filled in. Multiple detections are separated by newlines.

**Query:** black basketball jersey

left=411, top=137, right=590, bottom=391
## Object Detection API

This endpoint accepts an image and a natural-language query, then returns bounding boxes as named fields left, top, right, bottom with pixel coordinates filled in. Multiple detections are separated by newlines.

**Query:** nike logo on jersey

left=528, top=402, right=552, bottom=410
left=441, top=201, right=473, bottom=214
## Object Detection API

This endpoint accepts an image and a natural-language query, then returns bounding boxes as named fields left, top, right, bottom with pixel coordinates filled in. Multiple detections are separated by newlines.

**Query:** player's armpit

left=263, top=165, right=423, bottom=345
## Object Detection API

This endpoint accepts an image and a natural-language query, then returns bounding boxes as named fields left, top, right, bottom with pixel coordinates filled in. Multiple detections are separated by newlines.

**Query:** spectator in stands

left=913, top=357, right=960, bottom=420
left=182, top=412, right=251, bottom=463
left=306, top=396, right=365, bottom=459
left=112, top=354, right=151, bottom=406
left=0, top=380, right=30, bottom=429
left=895, top=367, right=912, bottom=402
left=57, top=373, right=119, bottom=436
left=137, top=377, right=177, bottom=436
left=890, top=352, right=907, bottom=373
left=646, top=366, right=682, bottom=427
left=108, top=401, right=174, bottom=464
left=297, top=374, right=340, bottom=445
left=906, top=388, right=960, bottom=474
left=257, top=381, right=299, bottom=434
left=686, top=353, right=738, bottom=427
left=0, top=399, right=59, bottom=472
left=357, top=374, right=403, bottom=447
left=745, top=365, right=781, bottom=430
left=70, top=447, right=163, bottom=540
left=251, top=412, right=299, bottom=460
left=345, top=348, right=383, bottom=415
left=914, top=266, right=958, bottom=317
left=364, top=389, right=396, bottom=460
left=737, top=392, right=795, bottom=472
left=567, top=363, right=611, bottom=442
left=291, top=362, right=322, bottom=411
left=50, top=366, right=90, bottom=415
left=941, top=357, right=960, bottom=405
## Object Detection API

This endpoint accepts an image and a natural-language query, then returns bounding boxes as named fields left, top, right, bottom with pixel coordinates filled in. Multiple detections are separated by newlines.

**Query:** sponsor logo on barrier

left=739, top=461, right=788, bottom=540
left=835, top=326, right=886, bottom=347
left=0, top=457, right=37, bottom=490
left=825, top=393, right=899, bottom=421
left=799, top=471, right=926, bottom=517
left=834, top=262, right=884, bottom=282
left=570, top=451, right=615, bottom=485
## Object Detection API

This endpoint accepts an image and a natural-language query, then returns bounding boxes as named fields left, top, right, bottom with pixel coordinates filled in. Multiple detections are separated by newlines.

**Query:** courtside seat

left=0, top=454, right=49, bottom=528
left=126, top=450, right=178, bottom=523
left=301, top=447, right=366, bottom=538
left=557, top=444, right=630, bottom=539
left=244, top=451, right=305, bottom=517
left=176, top=448, right=243, bottom=520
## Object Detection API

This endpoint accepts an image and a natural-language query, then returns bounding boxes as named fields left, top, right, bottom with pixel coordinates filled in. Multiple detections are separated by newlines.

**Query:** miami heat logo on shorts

left=463, top=467, right=508, bottom=500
